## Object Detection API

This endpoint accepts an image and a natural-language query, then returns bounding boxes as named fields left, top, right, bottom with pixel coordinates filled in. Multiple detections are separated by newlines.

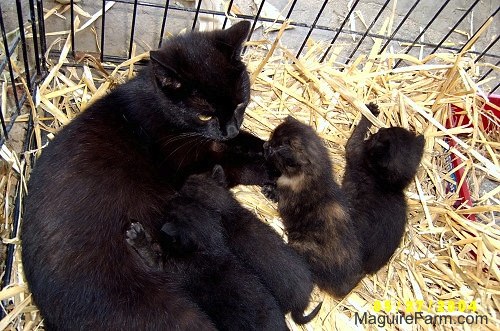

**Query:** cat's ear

left=149, top=50, right=183, bottom=91
left=215, top=21, right=251, bottom=58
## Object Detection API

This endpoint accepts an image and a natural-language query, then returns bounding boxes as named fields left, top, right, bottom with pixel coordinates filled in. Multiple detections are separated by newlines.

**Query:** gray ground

left=2, top=1, right=499, bottom=68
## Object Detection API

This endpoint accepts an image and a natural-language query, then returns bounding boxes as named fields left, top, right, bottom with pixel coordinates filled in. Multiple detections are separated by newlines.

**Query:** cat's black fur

left=21, top=22, right=287, bottom=330
left=264, top=117, right=363, bottom=297
left=342, top=103, right=425, bottom=274
left=126, top=169, right=289, bottom=331
left=175, top=166, right=322, bottom=325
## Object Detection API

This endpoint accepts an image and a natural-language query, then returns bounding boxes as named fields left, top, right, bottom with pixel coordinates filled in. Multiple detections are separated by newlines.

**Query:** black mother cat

left=22, top=22, right=295, bottom=330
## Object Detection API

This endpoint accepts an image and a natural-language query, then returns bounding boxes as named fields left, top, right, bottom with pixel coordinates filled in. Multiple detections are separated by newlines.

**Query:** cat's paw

left=126, top=222, right=151, bottom=249
left=262, top=184, right=279, bottom=203
left=366, top=103, right=380, bottom=116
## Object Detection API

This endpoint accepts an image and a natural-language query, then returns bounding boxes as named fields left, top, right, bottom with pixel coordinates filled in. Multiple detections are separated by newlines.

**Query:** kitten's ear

left=211, top=164, right=228, bottom=187
left=284, top=115, right=299, bottom=123
left=415, top=135, right=425, bottom=153
left=216, top=21, right=251, bottom=57
left=149, top=50, right=183, bottom=91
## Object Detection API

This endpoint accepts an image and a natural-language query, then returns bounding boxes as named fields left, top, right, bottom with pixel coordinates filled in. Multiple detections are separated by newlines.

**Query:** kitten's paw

left=262, top=184, right=279, bottom=203
left=126, top=222, right=150, bottom=248
left=366, top=103, right=380, bottom=116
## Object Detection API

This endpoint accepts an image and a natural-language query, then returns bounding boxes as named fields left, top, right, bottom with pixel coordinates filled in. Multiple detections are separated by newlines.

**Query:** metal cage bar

left=344, top=0, right=391, bottom=65
left=428, top=0, right=481, bottom=56
left=285, top=0, right=299, bottom=20
left=15, top=0, right=32, bottom=91
left=36, top=0, right=47, bottom=72
left=458, top=6, right=500, bottom=54
left=28, top=0, right=41, bottom=75
left=67, top=0, right=500, bottom=64
left=296, top=0, right=329, bottom=58
left=192, top=0, right=204, bottom=31
left=222, top=0, right=235, bottom=29
left=475, top=34, right=500, bottom=64
left=393, top=0, right=452, bottom=68
left=129, top=0, right=139, bottom=58
left=320, top=0, right=361, bottom=62
left=70, top=0, right=75, bottom=58
left=478, top=59, right=499, bottom=83
left=0, top=4, right=20, bottom=119
left=100, top=0, right=107, bottom=62
left=158, top=0, right=170, bottom=48
left=242, top=0, right=266, bottom=54
left=378, top=0, right=420, bottom=55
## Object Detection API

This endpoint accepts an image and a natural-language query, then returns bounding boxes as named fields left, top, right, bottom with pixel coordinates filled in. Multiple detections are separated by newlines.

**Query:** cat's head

left=365, top=127, right=425, bottom=190
left=161, top=197, right=226, bottom=256
left=149, top=21, right=251, bottom=140
left=264, top=116, right=331, bottom=178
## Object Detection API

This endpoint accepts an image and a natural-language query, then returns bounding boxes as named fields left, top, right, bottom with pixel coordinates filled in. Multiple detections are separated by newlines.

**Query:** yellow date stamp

left=373, top=300, right=478, bottom=314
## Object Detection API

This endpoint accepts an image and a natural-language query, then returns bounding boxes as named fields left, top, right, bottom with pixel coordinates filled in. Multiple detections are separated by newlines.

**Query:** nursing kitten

left=342, top=103, right=425, bottom=274
left=173, top=166, right=322, bottom=325
left=263, top=117, right=363, bottom=297
left=126, top=193, right=288, bottom=331
left=22, top=22, right=284, bottom=330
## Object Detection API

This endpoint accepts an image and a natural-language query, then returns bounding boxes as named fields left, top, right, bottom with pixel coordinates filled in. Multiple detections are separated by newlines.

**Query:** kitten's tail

left=291, top=301, right=323, bottom=325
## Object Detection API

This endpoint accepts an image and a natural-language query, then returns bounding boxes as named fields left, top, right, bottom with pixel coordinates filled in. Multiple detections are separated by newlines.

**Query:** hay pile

left=1, top=16, right=499, bottom=331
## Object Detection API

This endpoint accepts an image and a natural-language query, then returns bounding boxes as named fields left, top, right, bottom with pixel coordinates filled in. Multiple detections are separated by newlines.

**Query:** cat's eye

left=198, top=114, right=213, bottom=122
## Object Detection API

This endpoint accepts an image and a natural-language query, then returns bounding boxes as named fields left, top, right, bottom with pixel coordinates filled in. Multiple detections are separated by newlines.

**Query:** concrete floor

left=2, top=1, right=498, bottom=68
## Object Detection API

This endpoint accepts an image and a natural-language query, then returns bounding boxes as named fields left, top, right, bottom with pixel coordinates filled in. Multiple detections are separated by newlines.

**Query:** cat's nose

left=222, top=124, right=239, bottom=140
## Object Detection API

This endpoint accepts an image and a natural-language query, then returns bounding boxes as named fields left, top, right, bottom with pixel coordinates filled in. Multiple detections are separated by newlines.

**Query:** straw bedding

left=0, top=10, right=499, bottom=331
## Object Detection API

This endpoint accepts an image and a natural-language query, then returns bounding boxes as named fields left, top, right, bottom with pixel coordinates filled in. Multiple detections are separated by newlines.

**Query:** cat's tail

left=291, top=301, right=323, bottom=325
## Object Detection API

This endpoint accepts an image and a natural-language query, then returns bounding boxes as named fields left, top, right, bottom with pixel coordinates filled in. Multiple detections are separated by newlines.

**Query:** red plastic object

left=447, top=94, right=500, bottom=221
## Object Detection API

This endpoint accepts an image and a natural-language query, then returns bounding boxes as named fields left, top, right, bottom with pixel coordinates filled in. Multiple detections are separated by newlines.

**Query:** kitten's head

left=150, top=21, right=251, bottom=140
left=264, top=116, right=331, bottom=178
left=365, top=127, right=425, bottom=190
left=161, top=197, right=226, bottom=256
left=180, top=165, right=233, bottom=212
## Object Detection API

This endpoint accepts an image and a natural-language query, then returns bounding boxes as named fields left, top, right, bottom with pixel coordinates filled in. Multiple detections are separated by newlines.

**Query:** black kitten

left=22, top=22, right=273, bottom=330
left=178, top=165, right=322, bottom=325
left=264, top=116, right=364, bottom=297
left=126, top=181, right=288, bottom=331
left=342, top=103, right=425, bottom=274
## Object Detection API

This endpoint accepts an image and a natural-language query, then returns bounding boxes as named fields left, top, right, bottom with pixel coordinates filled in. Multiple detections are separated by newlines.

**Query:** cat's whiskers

left=165, top=137, right=200, bottom=159
left=161, top=133, right=202, bottom=146
left=175, top=137, right=208, bottom=174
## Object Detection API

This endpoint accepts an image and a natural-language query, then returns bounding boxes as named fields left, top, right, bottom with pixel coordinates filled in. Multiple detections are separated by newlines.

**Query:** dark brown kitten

left=126, top=172, right=288, bottom=331
left=343, top=103, right=425, bottom=274
left=264, top=116, right=363, bottom=298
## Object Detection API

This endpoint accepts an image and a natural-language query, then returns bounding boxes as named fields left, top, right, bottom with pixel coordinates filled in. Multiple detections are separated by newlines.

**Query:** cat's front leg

left=126, top=222, right=164, bottom=270
left=345, top=103, right=380, bottom=164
